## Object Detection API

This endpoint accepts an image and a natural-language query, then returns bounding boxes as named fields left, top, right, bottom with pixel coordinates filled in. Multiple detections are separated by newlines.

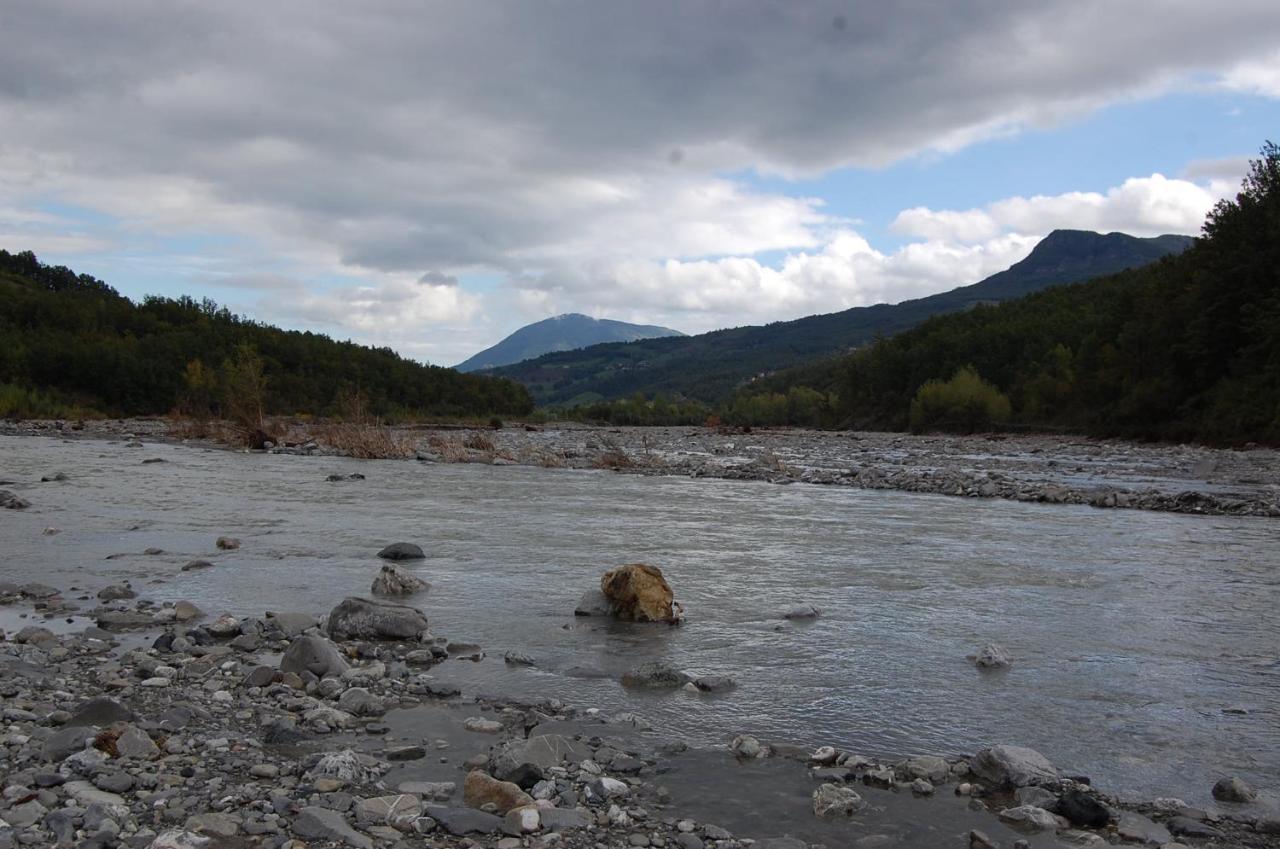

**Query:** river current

left=2, top=433, right=1278, bottom=806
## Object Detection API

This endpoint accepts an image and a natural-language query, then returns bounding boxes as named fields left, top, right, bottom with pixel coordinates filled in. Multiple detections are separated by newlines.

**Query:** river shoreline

left=2, top=419, right=1279, bottom=519
left=3, top=582, right=1278, bottom=849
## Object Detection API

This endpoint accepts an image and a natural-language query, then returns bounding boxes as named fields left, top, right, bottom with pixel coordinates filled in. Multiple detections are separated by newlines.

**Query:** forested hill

left=489, top=229, right=1193, bottom=406
left=739, top=143, right=1280, bottom=444
left=455, top=313, right=684, bottom=372
left=0, top=250, right=533, bottom=418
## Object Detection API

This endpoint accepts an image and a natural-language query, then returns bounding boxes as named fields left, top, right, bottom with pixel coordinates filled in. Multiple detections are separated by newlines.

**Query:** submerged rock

left=812, top=783, right=865, bottom=817
left=969, top=643, right=1011, bottom=669
left=600, top=563, right=679, bottom=622
left=621, top=662, right=691, bottom=689
left=377, top=542, right=425, bottom=561
left=783, top=603, right=821, bottom=620
left=1212, top=776, right=1256, bottom=802
left=574, top=589, right=614, bottom=616
left=326, top=596, right=429, bottom=641
left=0, top=489, right=30, bottom=509
left=370, top=563, right=428, bottom=596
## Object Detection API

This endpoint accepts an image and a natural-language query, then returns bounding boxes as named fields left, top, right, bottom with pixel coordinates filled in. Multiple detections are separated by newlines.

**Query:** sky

left=1, top=2, right=1278, bottom=367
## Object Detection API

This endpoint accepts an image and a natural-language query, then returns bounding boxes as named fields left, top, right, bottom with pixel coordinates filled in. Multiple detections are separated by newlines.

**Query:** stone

left=146, top=831, right=211, bottom=849
left=464, top=716, right=504, bottom=733
left=810, top=746, right=839, bottom=765
left=97, top=584, right=137, bottom=600
left=600, top=563, right=678, bottom=622
left=783, top=603, right=821, bottom=620
left=729, top=735, right=768, bottom=759
left=294, top=807, right=372, bottom=848
left=1013, top=786, right=1058, bottom=810
left=1167, top=816, right=1226, bottom=839
left=0, top=490, right=30, bottom=510
left=812, top=783, right=865, bottom=817
left=215, top=536, right=240, bottom=550
left=280, top=634, right=351, bottom=678
left=206, top=613, right=241, bottom=637
left=969, top=831, right=998, bottom=849
left=574, top=589, right=613, bottom=616
left=184, top=813, right=241, bottom=837
left=424, top=805, right=503, bottom=835
left=174, top=601, right=202, bottom=621
left=378, top=542, right=425, bottom=560
left=1115, top=812, right=1173, bottom=845
left=463, top=770, right=534, bottom=814
left=326, top=596, right=429, bottom=640
left=43, top=726, right=93, bottom=762
left=504, top=650, right=536, bottom=666
left=70, top=696, right=134, bottom=726
left=539, top=808, right=589, bottom=831
left=371, top=563, right=428, bottom=596
left=969, top=643, right=1011, bottom=669
left=354, top=794, right=422, bottom=826
left=386, top=745, right=426, bottom=761
left=115, top=724, right=160, bottom=759
left=244, top=665, right=278, bottom=688
left=337, top=687, right=386, bottom=717
left=621, top=661, right=691, bottom=689
left=265, top=611, right=319, bottom=636
left=970, top=745, right=1058, bottom=787
left=692, top=674, right=737, bottom=692
left=181, top=560, right=215, bottom=571
left=504, top=806, right=541, bottom=834
left=998, top=805, right=1060, bottom=832
left=1211, top=776, right=1256, bottom=802
left=592, top=776, right=631, bottom=799
left=903, top=755, right=950, bottom=783
left=397, top=781, right=456, bottom=801
left=1057, top=787, right=1111, bottom=827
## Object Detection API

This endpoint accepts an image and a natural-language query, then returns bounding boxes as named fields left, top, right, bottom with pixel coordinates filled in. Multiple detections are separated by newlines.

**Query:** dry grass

left=313, top=390, right=416, bottom=459
left=592, top=437, right=635, bottom=469
left=426, top=433, right=468, bottom=462
left=463, top=431, right=496, bottom=452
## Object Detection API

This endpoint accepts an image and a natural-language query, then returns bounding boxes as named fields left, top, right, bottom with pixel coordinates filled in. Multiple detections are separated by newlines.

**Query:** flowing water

left=3, top=434, right=1279, bottom=806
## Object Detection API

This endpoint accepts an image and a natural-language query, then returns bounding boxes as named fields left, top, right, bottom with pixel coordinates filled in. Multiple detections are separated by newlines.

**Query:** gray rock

left=371, top=563, right=428, bottom=596
left=1013, top=786, right=1058, bottom=810
left=145, top=831, right=212, bottom=849
left=1211, top=776, right=1256, bottom=803
left=971, top=745, right=1058, bottom=787
left=423, top=806, right=503, bottom=836
left=783, top=603, right=821, bottom=620
left=181, top=560, right=215, bottom=572
left=675, top=834, right=705, bottom=849
left=337, top=687, right=386, bottom=717
left=1168, top=816, right=1226, bottom=839
left=326, top=596, right=429, bottom=641
left=812, top=783, right=865, bottom=817
left=0, top=490, right=30, bottom=510
left=902, top=755, right=950, bottom=783
left=97, top=584, right=137, bottom=601
left=280, top=634, right=351, bottom=678
left=378, top=542, right=425, bottom=561
left=43, top=726, right=93, bottom=762
left=573, top=589, right=613, bottom=616
left=503, top=650, right=537, bottom=666
left=1115, top=811, right=1173, bottom=845
left=1056, top=787, right=1111, bottom=827
left=215, top=536, right=240, bottom=550
left=265, top=611, right=319, bottom=636
left=115, top=725, right=160, bottom=759
left=969, top=643, right=1011, bottom=669
left=184, top=813, right=240, bottom=837
left=621, top=661, right=691, bottom=689
left=293, top=807, right=372, bottom=848
left=539, top=808, right=589, bottom=831
left=692, top=674, right=737, bottom=692
left=69, top=697, right=134, bottom=726
left=997, top=805, right=1060, bottom=832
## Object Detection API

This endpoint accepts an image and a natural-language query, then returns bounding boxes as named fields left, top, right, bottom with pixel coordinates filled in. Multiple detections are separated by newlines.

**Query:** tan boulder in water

left=600, top=563, right=679, bottom=623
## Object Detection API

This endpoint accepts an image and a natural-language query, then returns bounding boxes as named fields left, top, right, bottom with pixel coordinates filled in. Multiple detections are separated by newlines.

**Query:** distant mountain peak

left=455, top=313, right=685, bottom=372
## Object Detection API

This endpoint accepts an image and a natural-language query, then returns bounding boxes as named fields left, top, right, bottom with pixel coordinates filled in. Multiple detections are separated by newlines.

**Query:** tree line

left=0, top=251, right=533, bottom=420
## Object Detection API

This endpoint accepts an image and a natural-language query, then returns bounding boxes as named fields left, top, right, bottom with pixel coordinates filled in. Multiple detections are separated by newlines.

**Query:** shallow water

left=2, top=433, right=1279, bottom=806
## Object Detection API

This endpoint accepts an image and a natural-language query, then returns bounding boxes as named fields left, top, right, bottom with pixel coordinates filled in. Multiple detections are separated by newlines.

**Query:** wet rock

left=378, top=542, right=425, bottom=561
left=600, top=563, right=678, bottom=622
left=462, top=770, right=534, bottom=814
left=971, top=745, right=1058, bottom=787
left=902, top=754, right=950, bottom=783
left=386, top=745, right=426, bottom=761
left=174, top=600, right=202, bottom=621
left=691, top=674, right=737, bottom=692
left=96, top=610, right=156, bottom=630
left=215, top=536, right=240, bottom=550
left=19, top=582, right=59, bottom=598
left=264, top=611, right=318, bottom=636
left=354, top=794, right=422, bottom=826
left=281, top=633, right=350, bottom=677
left=969, top=643, right=1011, bottom=669
left=97, top=584, right=137, bottom=601
left=621, top=661, right=691, bottom=689
left=968, top=830, right=998, bottom=849
left=812, top=783, right=865, bottom=817
left=1211, top=776, right=1256, bottom=802
left=539, top=808, right=589, bottom=831
left=1056, top=787, right=1111, bottom=827
left=43, top=726, right=93, bottom=762
left=574, top=589, right=613, bottom=616
left=504, top=650, right=537, bottom=666
left=370, top=563, right=428, bottom=596
left=0, top=490, right=30, bottom=509
left=294, top=806, right=372, bottom=848
left=337, top=687, right=386, bottom=717
left=1167, top=816, right=1225, bottom=839
left=146, top=831, right=211, bottom=849
left=590, top=777, right=631, bottom=799
left=463, top=716, right=504, bottom=733
left=783, top=603, right=821, bottom=620
left=998, top=805, right=1061, bottom=832
left=181, top=560, right=215, bottom=572
left=1013, top=786, right=1057, bottom=809
left=1115, top=811, right=1173, bottom=845
left=729, top=734, right=768, bottom=759
left=398, top=781, right=456, bottom=801
left=326, top=596, right=429, bottom=640
left=41, top=471, right=69, bottom=482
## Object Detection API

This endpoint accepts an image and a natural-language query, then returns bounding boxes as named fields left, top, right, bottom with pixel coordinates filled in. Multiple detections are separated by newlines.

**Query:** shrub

left=908, top=367, right=1012, bottom=434
left=315, top=389, right=415, bottom=459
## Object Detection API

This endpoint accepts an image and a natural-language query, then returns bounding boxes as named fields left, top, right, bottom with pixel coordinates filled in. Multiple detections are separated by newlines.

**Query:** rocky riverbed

left=3, top=581, right=1279, bottom=849
left=3, top=419, right=1278, bottom=518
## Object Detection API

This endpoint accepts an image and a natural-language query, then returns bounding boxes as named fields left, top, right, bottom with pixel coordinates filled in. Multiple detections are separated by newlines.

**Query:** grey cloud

left=0, top=1, right=1276, bottom=283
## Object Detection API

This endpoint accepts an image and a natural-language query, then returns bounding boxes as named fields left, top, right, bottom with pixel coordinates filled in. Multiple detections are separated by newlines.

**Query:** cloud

left=284, top=276, right=480, bottom=333
left=1220, top=49, right=1280, bottom=97
left=891, top=175, right=1221, bottom=242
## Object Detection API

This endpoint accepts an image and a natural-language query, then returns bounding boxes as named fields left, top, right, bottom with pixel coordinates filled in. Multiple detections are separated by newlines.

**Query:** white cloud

left=891, top=175, right=1221, bottom=243
left=1221, top=49, right=1280, bottom=97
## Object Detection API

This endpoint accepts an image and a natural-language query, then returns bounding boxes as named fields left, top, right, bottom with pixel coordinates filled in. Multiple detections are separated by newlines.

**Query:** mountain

left=0, top=249, right=533, bottom=419
left=490, top=230, right=1195, bottom=406
left=780, top=143, right=1280, bottom=444
left=455, top=313, right=685, bottom=372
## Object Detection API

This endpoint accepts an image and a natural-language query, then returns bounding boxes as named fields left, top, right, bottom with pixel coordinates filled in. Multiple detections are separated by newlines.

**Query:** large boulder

left=971, top=745, right=1059, bottom=788
left=370, top=564, right=428, bottom=596
left=462, top=770, right=533, bottom=815
left=280, top=634, right=351, bottom=678
left=574, top=589, right=613, bottom=616
left=326, top=597, right=429, bottom=641
left=0, top=490, right=30, bottom=510
left=600, top=563, right=678, bottom=622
